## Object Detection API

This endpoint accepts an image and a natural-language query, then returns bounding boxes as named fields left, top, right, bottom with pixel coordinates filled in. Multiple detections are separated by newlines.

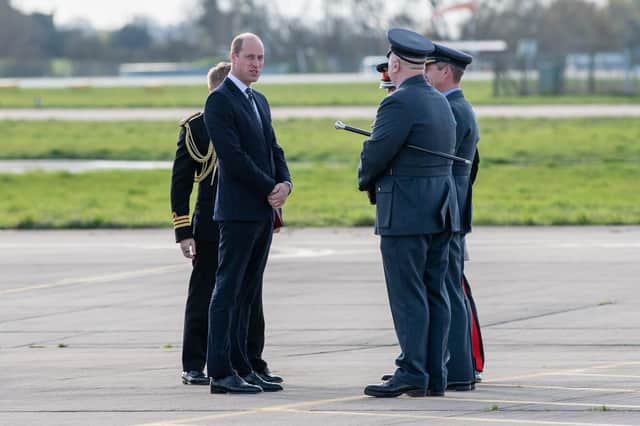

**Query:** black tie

left=245, top=87, right=263, bottom=129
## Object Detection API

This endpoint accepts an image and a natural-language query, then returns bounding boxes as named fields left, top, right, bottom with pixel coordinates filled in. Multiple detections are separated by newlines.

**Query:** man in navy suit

left=203, top=33, right=292, bottom=394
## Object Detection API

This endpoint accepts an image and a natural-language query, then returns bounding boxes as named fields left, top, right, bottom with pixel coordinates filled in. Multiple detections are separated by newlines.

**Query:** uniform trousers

left=381, top=231, right=452, bottom=390
left=444, top=233, right=475, bottom=385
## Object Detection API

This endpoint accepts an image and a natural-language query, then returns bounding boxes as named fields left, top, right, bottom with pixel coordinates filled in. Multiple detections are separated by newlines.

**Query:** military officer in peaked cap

left=425, top=43, right=480, bottom=391
left=360, top=28, right=460, bottom=398
left=376, top=62, right=396, bottom=93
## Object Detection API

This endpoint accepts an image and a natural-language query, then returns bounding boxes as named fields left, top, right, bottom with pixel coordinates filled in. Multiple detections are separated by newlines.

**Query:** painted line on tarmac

left=443, top=396, right=640, bottom=410
left=482, top=383, right=639, bottom=393
left=589, top=361, right=640, bottom=369
left=134, top=395, right=366, bottom=426
left=133, top=390, right=640, bottom=426
left=0, top=248, right=377, bottom=296
left=0, top=264, right=188, bottom=295
left=487, top=361, right=640, bottom=383
left=135, top=410, right=261, bottom=425
left=568, top=373, right=640, bottom=379
left=280, top=408, right=637, bottom=426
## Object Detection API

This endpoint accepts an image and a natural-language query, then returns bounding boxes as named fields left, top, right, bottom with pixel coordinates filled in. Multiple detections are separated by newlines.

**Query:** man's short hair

left=436, top=62, right=465, bottom=84
left=207, top=62, right=231, bottom=88
left=230, top=32, right=259, bottom=55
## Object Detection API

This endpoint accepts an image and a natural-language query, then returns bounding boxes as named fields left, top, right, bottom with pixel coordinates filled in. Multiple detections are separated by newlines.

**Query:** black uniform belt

left=452, top=164, right=472, bottom=176
left=386, top=166, right=451, bottom=176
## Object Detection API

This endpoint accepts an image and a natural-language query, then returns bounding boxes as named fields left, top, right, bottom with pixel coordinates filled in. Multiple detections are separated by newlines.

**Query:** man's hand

left=179, top=238, right=196, bottom=259
left=268, top=182, right=290, bottom=208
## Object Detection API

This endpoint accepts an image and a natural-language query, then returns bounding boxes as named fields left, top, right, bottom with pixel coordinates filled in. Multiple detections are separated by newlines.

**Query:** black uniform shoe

left=242, top=371, right=283, bottom=392
left=447, top=383, right=475, bottom=391
left=182, top=370, right=209, bottom=385
left=364, top=377, right=427, bottom=398
left=210, top=374, right=262, bottom=394
left=255, top=367, right=283, bottom=383
left=378, top=375, right=449, bottom=395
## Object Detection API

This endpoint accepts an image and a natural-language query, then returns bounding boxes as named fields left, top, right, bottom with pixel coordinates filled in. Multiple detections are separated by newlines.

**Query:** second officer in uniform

left=425, top=43, right=480, bottom=391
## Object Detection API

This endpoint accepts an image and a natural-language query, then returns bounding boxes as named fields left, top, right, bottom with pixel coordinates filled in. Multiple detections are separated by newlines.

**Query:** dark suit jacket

left=447, top=90, right=479, bottom=234
left=203, top=78, right=291, bottom=222
left=170, top=112, right=218, bottom=242
left=358, top=75, right=460, bottom=236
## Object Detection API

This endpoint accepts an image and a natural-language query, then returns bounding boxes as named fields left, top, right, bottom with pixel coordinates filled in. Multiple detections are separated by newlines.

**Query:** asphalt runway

left=1, top=227, right=639, bottom=426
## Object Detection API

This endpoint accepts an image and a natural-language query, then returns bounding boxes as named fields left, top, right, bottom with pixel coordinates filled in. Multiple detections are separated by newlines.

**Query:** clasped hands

left=268, top=182, right=290, bottom=208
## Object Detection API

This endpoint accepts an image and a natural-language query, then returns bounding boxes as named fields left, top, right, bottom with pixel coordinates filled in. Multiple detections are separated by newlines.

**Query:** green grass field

left=1, top=117, right=639, bottom=228
left=1, top=80, right=638, bottom=108
left=3, top=118, right=639, bottom=164
left=1, top=161, right=638, bottom=228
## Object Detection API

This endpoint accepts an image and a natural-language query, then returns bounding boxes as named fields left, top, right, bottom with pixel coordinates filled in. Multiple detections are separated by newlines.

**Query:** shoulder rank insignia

left=180, top=111, right=217, bottom=183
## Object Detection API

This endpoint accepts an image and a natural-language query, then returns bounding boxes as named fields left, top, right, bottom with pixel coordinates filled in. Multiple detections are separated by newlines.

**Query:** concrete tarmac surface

left=1, top=227, right=639, bottom=426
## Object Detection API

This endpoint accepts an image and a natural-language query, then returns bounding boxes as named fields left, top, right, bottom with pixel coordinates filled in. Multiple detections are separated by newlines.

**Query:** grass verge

left=2, top=118, right=639, bottom=164
left=1, top=80, right=638, bottom=108
left=0, top=160, right=638, bottom=228
left=1, top=117, right=638, bottom=228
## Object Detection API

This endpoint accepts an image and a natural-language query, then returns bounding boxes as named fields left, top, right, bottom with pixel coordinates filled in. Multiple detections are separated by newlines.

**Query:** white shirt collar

left=227, top=73, right=251, bottom=98
left=442, top=87, right=462, bottom=98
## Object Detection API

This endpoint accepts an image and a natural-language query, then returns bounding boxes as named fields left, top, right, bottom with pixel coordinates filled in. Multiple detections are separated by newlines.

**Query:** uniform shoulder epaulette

left=180, top=111, right=216, bottom=184
left=180, top=111, right=203, bottom=127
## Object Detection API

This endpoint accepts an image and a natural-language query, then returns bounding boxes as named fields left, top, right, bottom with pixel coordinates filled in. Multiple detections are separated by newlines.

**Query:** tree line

left=0, top=0, right=638, bottom=77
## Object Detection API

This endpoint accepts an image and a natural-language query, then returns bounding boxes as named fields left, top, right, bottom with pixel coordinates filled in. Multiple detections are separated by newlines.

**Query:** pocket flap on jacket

left=376, top=181, right=393, bottom=193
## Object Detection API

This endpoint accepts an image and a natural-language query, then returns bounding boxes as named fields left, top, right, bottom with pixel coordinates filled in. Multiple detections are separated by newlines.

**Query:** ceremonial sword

left=334, top=120, right=471, bottom=165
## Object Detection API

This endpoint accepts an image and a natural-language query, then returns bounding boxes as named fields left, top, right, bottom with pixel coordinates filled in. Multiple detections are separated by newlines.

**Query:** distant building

left=119, top=62, right=209, bottom=77
left=360, top=56, right=388, bottom=74
left=566, top=53, right=629, bottom=72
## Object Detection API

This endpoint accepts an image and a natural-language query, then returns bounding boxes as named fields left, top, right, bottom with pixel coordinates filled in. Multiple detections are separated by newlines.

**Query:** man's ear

left=391, top=58, right=400, bottom=73
left=445, top=64, right=452, bottom=76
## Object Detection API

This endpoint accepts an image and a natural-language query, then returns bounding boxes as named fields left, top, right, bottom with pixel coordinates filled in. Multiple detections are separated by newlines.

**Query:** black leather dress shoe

left=255, top=367, right=283, bottom=383
left=182, top=370, right=209, bottom=385
left=364, top=377, right=427, bottom=398
left=426, top=389, right=445, bottom=397
left=378, top=375, right=448, bottom=396
left=447, top=383, right=475, bottom=391
left=243, top=371, right=283, bottom=392
left=210, top=374, right=262, bottom=394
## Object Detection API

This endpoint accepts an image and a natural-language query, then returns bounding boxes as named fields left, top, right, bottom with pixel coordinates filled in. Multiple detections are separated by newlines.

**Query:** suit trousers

left=207, top=219, right=273, bottom=379
left=182, top=237, right=268, bottom=373
left=381, top=231, right=452, bottom=390
left=444, top=233, right=475, bottom=385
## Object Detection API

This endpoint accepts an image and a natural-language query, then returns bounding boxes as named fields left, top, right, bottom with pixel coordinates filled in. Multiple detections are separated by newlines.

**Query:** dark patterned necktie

left=245, top=87, right=263, bottom=130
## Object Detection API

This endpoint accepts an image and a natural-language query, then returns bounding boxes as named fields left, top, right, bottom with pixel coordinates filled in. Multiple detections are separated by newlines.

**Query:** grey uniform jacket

left=358, top=75, right=460, bottom=236
left=447, top=90, right=479, bottom=234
